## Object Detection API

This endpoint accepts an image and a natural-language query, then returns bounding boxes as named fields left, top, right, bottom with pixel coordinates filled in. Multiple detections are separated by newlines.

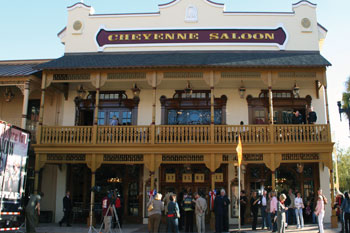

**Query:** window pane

left=100, top=94, right=104, bottom=99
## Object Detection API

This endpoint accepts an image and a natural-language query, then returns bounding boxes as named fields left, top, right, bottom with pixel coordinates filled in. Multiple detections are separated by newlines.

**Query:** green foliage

left=336, top=146, right=350, bottom=192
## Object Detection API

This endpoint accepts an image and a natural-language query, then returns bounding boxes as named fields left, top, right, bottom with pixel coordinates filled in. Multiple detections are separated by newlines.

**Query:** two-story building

left=0, top=0, right=336, bottom=227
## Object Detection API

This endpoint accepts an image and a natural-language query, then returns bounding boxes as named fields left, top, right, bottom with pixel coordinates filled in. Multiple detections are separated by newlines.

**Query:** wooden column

left=210, top=72, right=215, bottom=144
left=37, top=73, right=47, bottom=144
left=330, top=165, right=338, bottom=228
left=21, top=81, right=30, bottom=129
left=92, top=74, right=101, bottom=144
left=271, top=171, right=276, bottom=191
left=151, top=73, right=157, bottom=144
left=88, top=154, right=97, bottom=226
left=150, top=154, right=155, bottom=190
left=34, top=153, right=41, bottom=194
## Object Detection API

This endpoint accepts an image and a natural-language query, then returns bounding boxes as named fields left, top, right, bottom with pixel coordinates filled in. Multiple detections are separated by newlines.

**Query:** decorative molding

left=162, top=154, right=204, bottom=162
left=163, top=72, right=203, bottom=79
left=282, top=153, right=319, bottom=161
left=221, top=72, right=261, bottom=79
left=185, top=5, right=198, bottom=23
left=107, top=72, right=146, bottom=80
left=182, top=173, right=192, bottom=183
left=47, top=154, right=86, bottom=161
left=223, top=153, right=263, bottom=162
left=103, top=154, right=144, bottom=162
left=278, top=72, right=316, bottom=78
left=194, top=173, right=205, bottom=183
left=53, top=74, right=90, bottom=82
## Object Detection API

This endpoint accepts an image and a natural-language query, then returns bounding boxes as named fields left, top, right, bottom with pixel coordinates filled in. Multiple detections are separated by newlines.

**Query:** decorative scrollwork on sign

left=282, top=153, right=319, bottom=161
left=53, top=74, right=90, bottom=81
left=222, top=154, right=263, bottom=162
left=47, top=154, right=86, bottom=161
left=162, top=155, right=204, bottom=162
left=103, top=154, right=144, bottom=162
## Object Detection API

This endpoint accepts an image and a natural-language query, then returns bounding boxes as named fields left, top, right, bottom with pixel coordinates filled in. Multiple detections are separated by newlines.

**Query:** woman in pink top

left=270, top=191, right=278, bottom=232
left=314, top=195, right=325, bottom=233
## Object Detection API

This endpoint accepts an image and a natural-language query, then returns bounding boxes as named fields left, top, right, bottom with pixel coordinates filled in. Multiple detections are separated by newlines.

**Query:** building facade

left=0, top=0, right=335, bottom=226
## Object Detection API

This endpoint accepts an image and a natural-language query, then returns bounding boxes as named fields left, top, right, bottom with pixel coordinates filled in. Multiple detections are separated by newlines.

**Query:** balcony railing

left=37, top=124, right=331, bottom=145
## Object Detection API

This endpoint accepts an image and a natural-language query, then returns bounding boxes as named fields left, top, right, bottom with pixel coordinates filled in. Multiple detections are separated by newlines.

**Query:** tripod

left=98, top=203, right=122, bottom=233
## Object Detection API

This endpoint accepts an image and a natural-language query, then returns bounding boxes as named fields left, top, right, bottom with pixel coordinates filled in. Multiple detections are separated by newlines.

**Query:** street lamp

left=337, top=100, right=350, bottom=131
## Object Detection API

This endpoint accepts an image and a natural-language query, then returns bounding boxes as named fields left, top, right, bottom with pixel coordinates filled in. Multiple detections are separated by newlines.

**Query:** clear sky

left=0, top=0, right=349, bottom=149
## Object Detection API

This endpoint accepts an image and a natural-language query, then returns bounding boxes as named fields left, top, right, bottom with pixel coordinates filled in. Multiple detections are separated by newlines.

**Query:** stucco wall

left=40, top=164, right=58, bottom=222
left=62, top=1, right=323, bottom=53
left=319, top=163, right=332, bottom=223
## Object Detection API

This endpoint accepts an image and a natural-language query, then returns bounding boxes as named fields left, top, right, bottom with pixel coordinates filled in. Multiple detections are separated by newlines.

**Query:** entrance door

left=78, top=110, right=94, bottom=126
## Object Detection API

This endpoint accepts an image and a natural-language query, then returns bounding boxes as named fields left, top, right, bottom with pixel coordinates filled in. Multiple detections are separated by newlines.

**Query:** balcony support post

left=210, top=72, right=215, bottom=144
left=151, top=72, right=157, bottom=144
left=92, top=74, right=101, bottom=144
left=37, top=73, right=47, bottom=144
left=21, top=81, right=30, bottom=129
left=268, top=72, right=275, bottom=144
left=34, top=153, right=45, bottom=194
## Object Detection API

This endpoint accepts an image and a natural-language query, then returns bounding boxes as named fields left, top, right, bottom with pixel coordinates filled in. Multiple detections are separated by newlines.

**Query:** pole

left=238, top=165, right=241, bottom=231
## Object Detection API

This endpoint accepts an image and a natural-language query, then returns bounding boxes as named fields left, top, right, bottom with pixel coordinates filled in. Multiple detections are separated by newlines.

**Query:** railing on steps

left=38, top=124, right=330, bottom=145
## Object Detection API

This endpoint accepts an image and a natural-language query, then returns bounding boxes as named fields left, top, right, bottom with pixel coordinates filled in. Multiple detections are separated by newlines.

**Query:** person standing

left=194, top=192, right=207, bottom=233
left=260, top=190, right=268, bottom=230
left=292, top=110, right=303, bottom=124
left=341, top=192, right=350, bottom=233
left=167, top=194, right=180, bottom=233
left=270, top=191, right=278, bottom=233
left=315, top=195, right=325, bottom=233
left=266, top=192, right=272, bottom=231
left=114, top=191, right=123, bottom=228
left=250, top=191, right=259, bottom=231
left=183, top=192, right=194, bottom=232
left=287, top=189, right=296, bottom=226
left=25, top=192, right=43, bottom=233
left=307, top=107, right=317, bottom=124
left=221, top=189, right=231, bottom=232
left=102, top=192, right=113, bottom=233
left=240, top=190, right=248, bottom=226
left=336, top=191, right=345, bottom=233
left=277, top=194, right=288, bottom=233
left=59, top=191, right=72, bottom=227
left=214, top=189, right=225, bottom=233
left=147, top=193, right=164, bottom=233
left=294, top=192, right=304, bottom=229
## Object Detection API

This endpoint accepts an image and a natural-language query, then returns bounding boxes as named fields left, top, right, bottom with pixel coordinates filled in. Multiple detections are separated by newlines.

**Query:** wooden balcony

left=38, top=124, right=330, bottom=145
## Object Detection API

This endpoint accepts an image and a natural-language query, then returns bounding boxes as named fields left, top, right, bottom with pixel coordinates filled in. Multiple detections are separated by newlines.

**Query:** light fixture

left=239, top=80, right=246, bottom=99
left=76, top=85, right=88, bottom=99
left=131, top=83, right=141, bottom=98
left=184, top=81, right=193, bottom=97
left=4, top=88, right=14, bottom=102
left=293, top=81, right=300, bottom=98
left=297, top=163, right=304, bottom=173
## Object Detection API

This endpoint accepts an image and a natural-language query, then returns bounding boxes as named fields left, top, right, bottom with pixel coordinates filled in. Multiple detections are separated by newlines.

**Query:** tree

left=340, top=76, right=350, bottom=130
left=335, top=146, right=350, bottom=192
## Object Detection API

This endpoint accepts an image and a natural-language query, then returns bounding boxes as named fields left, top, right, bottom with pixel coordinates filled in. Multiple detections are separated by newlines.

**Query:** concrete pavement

left=28, top=223, right=341, bottom=233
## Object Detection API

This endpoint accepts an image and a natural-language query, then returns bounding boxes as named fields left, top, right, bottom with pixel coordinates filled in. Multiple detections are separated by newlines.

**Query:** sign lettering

left=96, top=26, right=287, bottom=50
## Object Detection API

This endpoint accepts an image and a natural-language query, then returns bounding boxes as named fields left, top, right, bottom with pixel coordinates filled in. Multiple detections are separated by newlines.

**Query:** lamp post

left=337, top=100, right=350, bottom=131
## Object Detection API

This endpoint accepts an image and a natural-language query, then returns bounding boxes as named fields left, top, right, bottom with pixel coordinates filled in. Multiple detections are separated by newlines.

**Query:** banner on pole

left=236, top=135, right=243, bottom=166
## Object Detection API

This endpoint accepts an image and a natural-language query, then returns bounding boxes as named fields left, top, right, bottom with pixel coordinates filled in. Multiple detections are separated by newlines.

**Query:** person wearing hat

left=315, top=194, right=325, bottom=233
left=147, top=193, right=164, bottom=233
left=277, top=193, right=288, bottom=233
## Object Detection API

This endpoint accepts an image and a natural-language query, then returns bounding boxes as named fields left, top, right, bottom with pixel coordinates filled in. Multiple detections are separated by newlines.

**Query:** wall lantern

left=239, top=81, right=246, bottom=99
left=184, top=81, right=193, bottom=97
left=296, top=163, right=304, bottom=173
left=293, top=81, right=300, bottom=98
left=131, top=83, right=141, bottom=98
left=76, top=85, right=88, bottom=99
left=4, top=88, right=14, bottom=102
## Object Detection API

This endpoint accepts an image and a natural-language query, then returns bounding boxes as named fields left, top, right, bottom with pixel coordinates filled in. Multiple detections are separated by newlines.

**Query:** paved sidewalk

left=30, top=223, right=341, bottom=233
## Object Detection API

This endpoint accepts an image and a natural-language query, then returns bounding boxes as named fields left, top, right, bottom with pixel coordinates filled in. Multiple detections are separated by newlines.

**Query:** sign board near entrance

left=95, top=25, right=288, bottom=51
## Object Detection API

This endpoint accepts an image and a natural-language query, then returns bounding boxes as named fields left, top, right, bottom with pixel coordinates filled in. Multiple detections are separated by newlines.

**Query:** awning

left=35, top=51, right=331, bottom=70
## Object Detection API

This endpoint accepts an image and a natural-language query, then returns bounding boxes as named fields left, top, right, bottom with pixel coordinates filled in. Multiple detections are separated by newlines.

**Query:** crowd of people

left=144, top=187, right=336, bottom=233
left=146, top=189, right=233, bottom=233
left=334, top=191, right=350, bottom=233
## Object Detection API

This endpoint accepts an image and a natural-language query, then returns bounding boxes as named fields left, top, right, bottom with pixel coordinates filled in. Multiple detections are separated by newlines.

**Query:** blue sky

left=0, top=0, right=349, bottom=148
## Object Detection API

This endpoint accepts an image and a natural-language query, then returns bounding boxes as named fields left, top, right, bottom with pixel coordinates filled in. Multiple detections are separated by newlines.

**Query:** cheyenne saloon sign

left=96, top=26, right=288, bottom=50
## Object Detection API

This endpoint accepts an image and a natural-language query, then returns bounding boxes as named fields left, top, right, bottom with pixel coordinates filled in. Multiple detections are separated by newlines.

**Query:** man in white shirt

left=294, top=192, right=304, bottom=229
left=194, top=192, right=207, bottom=233
left=260, top=190, right=268, bottom=230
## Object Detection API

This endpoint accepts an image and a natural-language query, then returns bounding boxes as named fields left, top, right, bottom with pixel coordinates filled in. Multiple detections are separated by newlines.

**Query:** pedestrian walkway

left=32, top=223, right=341, bottom=233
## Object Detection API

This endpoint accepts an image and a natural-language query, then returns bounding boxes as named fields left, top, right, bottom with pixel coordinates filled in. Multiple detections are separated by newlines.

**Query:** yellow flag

left=236, top=135, right=243, bottom=166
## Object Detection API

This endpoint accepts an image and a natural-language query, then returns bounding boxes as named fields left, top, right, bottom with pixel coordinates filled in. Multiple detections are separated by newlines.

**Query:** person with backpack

left=341, top=192, right=350, bottom=233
